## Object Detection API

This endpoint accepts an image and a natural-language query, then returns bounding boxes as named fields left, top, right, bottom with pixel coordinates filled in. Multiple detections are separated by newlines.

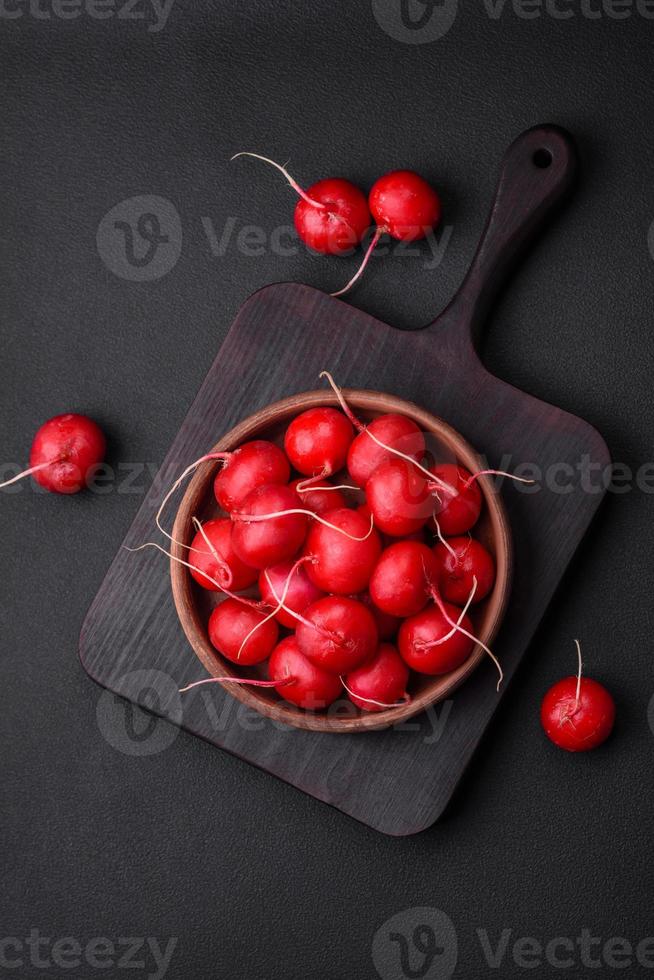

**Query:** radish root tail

left=0, top=460, right=55, bottom=489
left=429, top=580, right=504, bottom=690
left=319, top=371, right=451, bottom=491
left=232, top=508, right=375, bottom=542
left=235, top=556, right=311, bottom=661
left=156, top=452, right=230, bottom=549
left=125, top=541, right=262, bottom=609
left=180, top=676, right=292, bottom=694
left=330, top=226, right=384, bottom=298
left=231, top=152, right=326, bottom=210
left=340, top=676, right=410, bottom=710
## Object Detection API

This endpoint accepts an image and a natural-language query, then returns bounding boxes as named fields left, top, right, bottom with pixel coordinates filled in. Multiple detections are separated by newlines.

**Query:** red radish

left=208, top=598, right=278, bottom=665
left=284, top=407, right=354, bottom=477
left=214, top=440, right=289, bottom=512
left=433, top=536, right=495, bottom=606
left=268, top=636, right=343, bottom=709
left=343, top=643, right=409, bottom=712
left=347, top=414, right=425, bottom=487
left=369, top=170, right=441, bottom=242
left=366, top=458, right=432, bottom=537
left=231, top=483, right=307, bottom=569
left=356, top=592, right=400, bottom=641
left=187, top=518, right=258, bottom=591
left=331, top=172, right=441, bottom=296
left=295, top=596, right=378, bottom=674
left=290, top=477, right=350, bottom=515
left=259, top=560, right=324, bottom=628
left=304, top=507, right=382, bottom=594
left=429, top=463, right=482, bottom=536
left=358, top=503, right=423, bottom=547
left=232, top=153, right=370, bottom=256
left=320, top=373, right=427, bottom=487
left=369, top=541, right=438, bottom=617
left=295, top=179, right=371, bottom=255
left=399, top=602, right=473, bottom=675
left=0, top=413, right=106, bottom=495
left=541, top=641, right=615, bottom=752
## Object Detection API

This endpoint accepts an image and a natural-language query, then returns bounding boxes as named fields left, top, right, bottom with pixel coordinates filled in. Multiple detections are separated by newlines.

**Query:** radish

left=156, top=440, right=288, bottom=548
left=365, top=458, right=432, bottom=537
left=332, top=170, right=441, bottom=296
left=356, top=592, right=400, bottom=641
left=268, top=636, right=343, bottom=709
left=232, top=153, right=370, bottom=256
left=369, top=541, right=438, bottom=617
left=321, top=373, right=532, bottom=531
left=289, top=477, right=350, bottom=515
left=208, top=597, right=278, bottom=665
left=295, top=596, right=378, bottom=674
left=304, top=507, right=382, bottom=595
left=347, top=413, right=425, bottom=487
left=433, top=536, right=495, bottom=605
left=213, top=439, right=289, bottom=512
left=398, top=601, right=473, bottom=675
left=343, top=643, right=409, bottom=712
left=0, top=413, right=105, bottom=495
left=259, top=559, right=325, bottom=628
left=231, top=483, right=308, bottom=568
left=188, top=518, right=258, bottom=592
left=541, top=641, right=615, bottom=752
left=369, top=170, right=442, bottom=243
left=284, top=407, right=354, bottom=477
left=429, top=463, right=482, bottom=536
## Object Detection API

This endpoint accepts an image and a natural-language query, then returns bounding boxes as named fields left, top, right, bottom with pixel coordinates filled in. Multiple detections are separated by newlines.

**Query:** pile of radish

left=163, top=374, right=509, bottom=715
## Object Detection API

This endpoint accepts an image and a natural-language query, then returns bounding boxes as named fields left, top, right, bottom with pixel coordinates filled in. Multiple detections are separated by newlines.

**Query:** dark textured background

left=2, top=2, right=653, bottom=978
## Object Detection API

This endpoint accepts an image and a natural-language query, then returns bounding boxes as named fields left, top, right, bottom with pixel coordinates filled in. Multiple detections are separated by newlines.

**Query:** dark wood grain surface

left=79, top=126, right=610, bottom=836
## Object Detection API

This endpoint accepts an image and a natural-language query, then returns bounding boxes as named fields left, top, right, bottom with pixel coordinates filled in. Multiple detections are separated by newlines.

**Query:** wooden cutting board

left=80, top=125, right=609, bottom=836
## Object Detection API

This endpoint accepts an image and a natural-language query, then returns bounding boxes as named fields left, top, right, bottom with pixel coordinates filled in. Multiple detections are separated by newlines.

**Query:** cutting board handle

left=427, top=125, right=577, bottom=344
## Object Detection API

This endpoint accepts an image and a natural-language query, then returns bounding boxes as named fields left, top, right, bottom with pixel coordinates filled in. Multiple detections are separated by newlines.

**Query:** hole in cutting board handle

left=532, top=147, right=553, bottom=169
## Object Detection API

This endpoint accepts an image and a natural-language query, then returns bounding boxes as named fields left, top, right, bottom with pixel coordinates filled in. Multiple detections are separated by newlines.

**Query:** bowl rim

left=171, top=388, right=512, bottom=733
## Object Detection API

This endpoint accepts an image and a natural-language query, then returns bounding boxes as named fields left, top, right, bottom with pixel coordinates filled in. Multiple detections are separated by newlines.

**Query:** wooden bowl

left=171, top=390, right=512, bottom=733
